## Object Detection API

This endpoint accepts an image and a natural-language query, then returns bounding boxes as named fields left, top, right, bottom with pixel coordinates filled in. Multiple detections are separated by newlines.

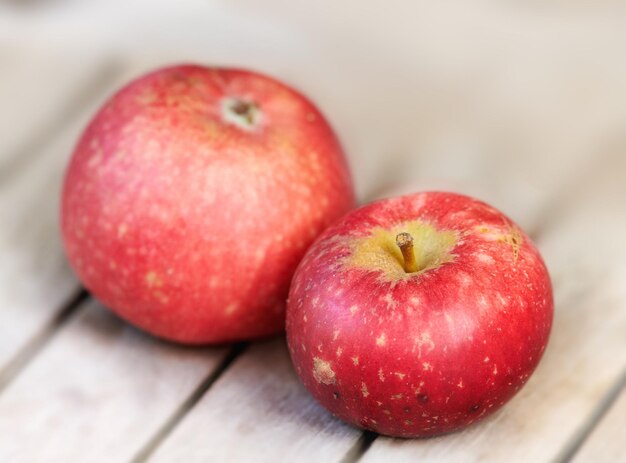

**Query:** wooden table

left=0, top=2, right=625, bottom=461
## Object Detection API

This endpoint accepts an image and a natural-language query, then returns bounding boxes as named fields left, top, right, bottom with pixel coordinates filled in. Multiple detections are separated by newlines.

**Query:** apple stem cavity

left=396, top=232, right=419, bottom=273
left=222, top=97, right=261, bottom=132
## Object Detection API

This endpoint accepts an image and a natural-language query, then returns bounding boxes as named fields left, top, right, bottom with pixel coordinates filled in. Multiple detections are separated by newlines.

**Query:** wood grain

left=0, top=299, right=229, bottom=463
left=149, top=339, right=362, bottom=463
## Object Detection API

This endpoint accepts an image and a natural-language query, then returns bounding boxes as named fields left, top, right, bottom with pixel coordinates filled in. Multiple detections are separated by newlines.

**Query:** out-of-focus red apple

left=286, top=192, right=552, bottom=437
left=61, top=64, right=354, bottom=344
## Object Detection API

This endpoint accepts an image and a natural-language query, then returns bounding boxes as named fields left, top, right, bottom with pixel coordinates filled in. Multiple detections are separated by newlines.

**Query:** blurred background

left=1, top=1, right=625, bottom=462
left=3, top=0, right=626, bottom=213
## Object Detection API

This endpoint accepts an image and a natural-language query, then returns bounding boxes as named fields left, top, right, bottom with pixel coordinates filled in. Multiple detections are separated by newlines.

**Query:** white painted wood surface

left=0, top=1, right=625, bottom=462
left=150, top=340, right=361, bottom=463
left=0, top=299, right=229, bottom=463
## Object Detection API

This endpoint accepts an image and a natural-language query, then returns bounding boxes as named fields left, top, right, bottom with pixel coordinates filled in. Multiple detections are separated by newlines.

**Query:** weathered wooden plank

left=0, top=299, right=229, bottom=462
left=0, top=58, right=124, bottom=377
left=571, top=380, right=626, bottom=463
left=148, top=339, right=361, bottom=463
left=359, top=150, right=626, bottom=463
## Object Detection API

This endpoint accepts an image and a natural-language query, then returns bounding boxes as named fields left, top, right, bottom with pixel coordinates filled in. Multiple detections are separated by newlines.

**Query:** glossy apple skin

left=286, top=192, right=553, bottom=437
left=61, top=65, right=354, bottom=344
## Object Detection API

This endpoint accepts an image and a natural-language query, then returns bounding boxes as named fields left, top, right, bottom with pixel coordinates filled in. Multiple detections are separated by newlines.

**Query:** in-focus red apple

left=61, top=64, right=354, bottom=344
left=286, top=192, right=552, bottom=437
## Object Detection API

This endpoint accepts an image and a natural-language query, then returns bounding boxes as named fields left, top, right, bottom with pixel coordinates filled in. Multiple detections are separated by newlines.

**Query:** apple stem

left=222, top=97, right=261, bottom=131
left=396, top=232, right=418, bottom=273
left=230, top=100, right=256, bottom=124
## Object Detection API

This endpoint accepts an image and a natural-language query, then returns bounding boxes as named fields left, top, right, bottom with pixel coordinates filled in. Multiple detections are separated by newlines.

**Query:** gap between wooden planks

left=0, top=56, right=624, bottom=463
left=0, top=299, right=231, bottom=462
left=571, top=373, right=626, bottom=463
left=0, top=55, right=126, bottom=378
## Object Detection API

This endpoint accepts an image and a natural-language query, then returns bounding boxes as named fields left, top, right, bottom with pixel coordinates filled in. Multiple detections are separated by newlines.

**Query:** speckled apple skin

left=286, top=192, right=553, bottom=437
left=61, top=65, right=354, bottom=344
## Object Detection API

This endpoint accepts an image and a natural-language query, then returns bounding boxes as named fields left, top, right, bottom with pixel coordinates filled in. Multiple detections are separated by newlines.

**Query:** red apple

left=61, top=64, right=354, bottom=344
left=286, top=192, right=553, bottom=437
